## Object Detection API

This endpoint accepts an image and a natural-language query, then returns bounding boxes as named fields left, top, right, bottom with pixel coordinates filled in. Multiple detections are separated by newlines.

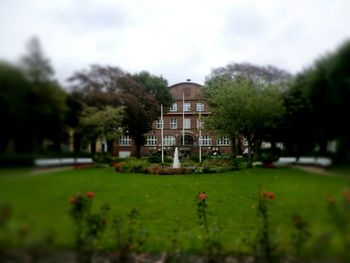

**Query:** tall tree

left=205, top=77, right=285, bottom=168
left=21, top=37, right=54, bottom=84
left=70, top=66, right=172, bottom=158
left=19, top=37, right=68, bottom=152
left=68, top=64, right=125, bottom=107
left=205, top=63, right=289, bottom=162
left=132, top=71, right=173, bottom=109
left=118, top=76, right=159, bottom=158
left=206, top=62, right=291, bottom=88
left=287, top=40, right=350, bottom=162
left=0, top=61, right=30, bottom=152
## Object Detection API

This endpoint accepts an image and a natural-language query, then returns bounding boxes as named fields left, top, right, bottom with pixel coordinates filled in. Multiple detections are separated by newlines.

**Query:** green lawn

left=0, top=166, right=349, bottom=255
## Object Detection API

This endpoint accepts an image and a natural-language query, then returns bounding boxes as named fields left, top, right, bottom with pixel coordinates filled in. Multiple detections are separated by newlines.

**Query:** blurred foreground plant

left=253, top=186, right=279, bottom=263
left=195, top=192, right=222, bottom=263
left=69, top=191, right=109, bottom=261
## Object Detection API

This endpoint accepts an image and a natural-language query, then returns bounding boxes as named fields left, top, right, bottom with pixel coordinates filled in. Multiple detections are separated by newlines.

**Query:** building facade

left=113, top=82, right=233, bottom=158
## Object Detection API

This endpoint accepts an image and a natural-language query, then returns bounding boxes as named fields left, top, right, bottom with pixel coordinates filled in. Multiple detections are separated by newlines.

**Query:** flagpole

left=182, top=91, right=185, bottom=145
left=161, top=104, right=164, bottom=163
left=199, top=111, right=202, bottom=163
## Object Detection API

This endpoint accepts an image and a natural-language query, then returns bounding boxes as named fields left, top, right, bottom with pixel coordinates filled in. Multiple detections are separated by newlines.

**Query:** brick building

left=113, top=81, right=233, bottom=158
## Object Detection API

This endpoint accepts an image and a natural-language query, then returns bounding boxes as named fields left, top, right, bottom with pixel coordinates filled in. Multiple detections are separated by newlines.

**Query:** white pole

left=182, top=91, right=185, bottom=145
left=199, top=112, right=202, bottom=163
left=161, top=104, right=164, bottom=163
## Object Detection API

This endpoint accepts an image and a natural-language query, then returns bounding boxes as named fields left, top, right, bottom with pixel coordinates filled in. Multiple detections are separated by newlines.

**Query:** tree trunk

left=253, top=138, right=262, bottom=161
left=90, top=141, right=96, bottom=155
left=73, top=132, right=81, bottom=154
left=230, top=135, right=237, bottom=158
left=136, top=143, right=142, bottom=159
left=107, top=140, right=114, bottom=155
left=247, top=138, right=253, bottom=168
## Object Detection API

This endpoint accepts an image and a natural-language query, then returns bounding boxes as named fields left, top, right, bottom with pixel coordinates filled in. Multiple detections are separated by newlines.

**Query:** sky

left=0, top=0, right=349, bottom=87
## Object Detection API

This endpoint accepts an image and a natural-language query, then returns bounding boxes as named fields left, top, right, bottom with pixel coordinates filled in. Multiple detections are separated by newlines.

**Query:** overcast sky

left=1, top=0, right=349, bottom=86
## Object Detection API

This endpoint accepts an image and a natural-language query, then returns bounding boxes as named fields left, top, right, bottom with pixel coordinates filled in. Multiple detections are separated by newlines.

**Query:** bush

left=93, top=153, right=115, bottom=165
left=0, top=153, right=34, bottom=167
left=260, top=150, right=279, bottom=164
left=118, top=159, right=149, bottom=173
left=147, top=152, right=172, bottom=164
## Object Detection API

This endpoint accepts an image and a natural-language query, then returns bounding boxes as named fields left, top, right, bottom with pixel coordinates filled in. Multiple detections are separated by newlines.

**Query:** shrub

left=118, top=159, right=149, bottom=173
left=0, top=153, right=34, bottom=167
left=260, top=149, right=280, bottom=164
left=147, top=152, right=172, bottom=164
left=68, top=192, right=110, bottom=261
left=92, top=153, right=115, bottom=165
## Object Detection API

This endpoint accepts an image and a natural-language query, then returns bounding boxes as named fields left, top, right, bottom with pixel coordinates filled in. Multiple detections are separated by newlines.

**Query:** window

left=200, top=136, right=212, bottom=146
left=156, top=119, right=163, bottom=129
left=184, top=118, right=191, bottom=129
left=217, top=137, right=230, bottom=146
left=197, top=119, right=204, bottom=129
left=163, top=136, right=175, bottom=146
left=170, top=118, right=177, bottom=129
left=119, top=136, right=131, bottom=146
left=184, top=103, right=191, bottom=112
left=170, top=103, right=177, bottom=112
left=196, top=102, right=204, bottom=112
left=145, top=136, right=157, bottom=146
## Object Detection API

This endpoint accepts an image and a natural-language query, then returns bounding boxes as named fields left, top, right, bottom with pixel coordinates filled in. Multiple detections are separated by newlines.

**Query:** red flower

left=262, top=191, right=275, bottom=200
left=327, top=194, right=335, bottom=205
left=199, top=192, right=207, bottom=200
left=343, top=190, right=350, bottom=203
left=69, top=197, right=76, bottom=204
left=86, top=192, right=95, bottom=199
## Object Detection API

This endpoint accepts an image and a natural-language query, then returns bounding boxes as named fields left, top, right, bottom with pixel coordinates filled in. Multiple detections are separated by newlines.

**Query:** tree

left=0, top=37, right=68, bottom=154
left=132, top=71, right=173, bottom=109
left=205, top=77, right=285, bottom=168
left=70, top=66, right=172, bottom=158
left=286, top=40, right=350, bottom=162
left=68, top=64, right=125, bottom=108
left=205, top=63, right=289, bottom=165
left=206, top=62, right=291, bottom=88
left=0, top=61, right=31, bottom=152
left=20, top=37, right=54, bottom=84
left=118, top=76, right=159, bottom=159
left=78, top=106, right=124, bottom=154
left=19, top=37, right=68, bottom=152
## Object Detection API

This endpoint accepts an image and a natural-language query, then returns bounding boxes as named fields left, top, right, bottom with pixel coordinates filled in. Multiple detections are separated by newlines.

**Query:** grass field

left=0, top=166, right=349, bottom=256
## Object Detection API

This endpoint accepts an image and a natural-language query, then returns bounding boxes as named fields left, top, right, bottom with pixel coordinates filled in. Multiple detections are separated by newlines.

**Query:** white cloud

left=0, top=0, right=349, bottom=86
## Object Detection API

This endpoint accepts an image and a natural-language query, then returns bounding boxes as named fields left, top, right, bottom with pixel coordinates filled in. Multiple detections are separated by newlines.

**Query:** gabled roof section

left=169, top=82, right=204, bottom=100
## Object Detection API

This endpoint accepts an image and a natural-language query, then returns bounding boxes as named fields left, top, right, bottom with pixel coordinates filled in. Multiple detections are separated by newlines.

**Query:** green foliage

left=112, top=209, right=148, bottom=260
left=0, top=37, right=69, bottom=154
left=68, top=192, right=110, bottom=256
left=205, top=76, right=285, bottom=168
left=132, top=71, right=173, bottom=109
left=78, top=105, right=124, bottom=143
left=147, top=152, right=172, bottom=164
left=284, top=40, right=350, bottom=159
left=118, top=159, right=149, bottom=173
left=253, top=186, right=279, bottom=263
left=259, top=149, right=280, bottom=164
left=92, top=153, right=116, bottom=165
left=1, top=167, right=350, bottom=258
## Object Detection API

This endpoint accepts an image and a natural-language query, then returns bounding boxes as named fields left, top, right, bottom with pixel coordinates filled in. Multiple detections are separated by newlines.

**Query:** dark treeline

left=0, top=37, right=172, bottom=160
left=0, top=37, right=349, bottom=164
